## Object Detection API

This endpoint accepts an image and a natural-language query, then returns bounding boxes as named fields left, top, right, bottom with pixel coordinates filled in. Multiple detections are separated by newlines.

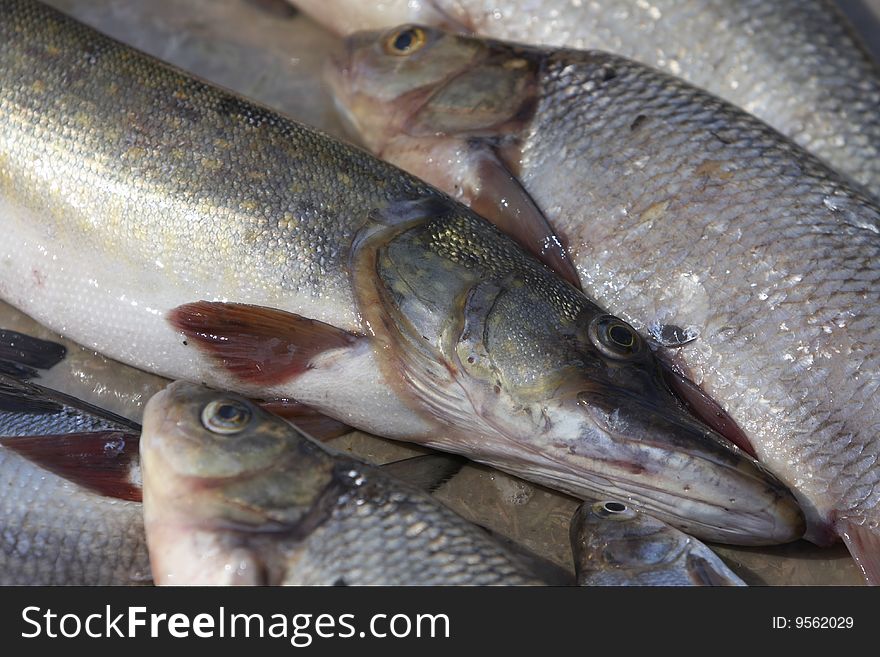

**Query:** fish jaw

left=457, top=383, right=805, bottom=545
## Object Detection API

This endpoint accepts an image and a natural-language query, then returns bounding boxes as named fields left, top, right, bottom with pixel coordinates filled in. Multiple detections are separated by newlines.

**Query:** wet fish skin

left=571, top=500, right=745, bottom=586
left=141, top=381, right=543, bottom=585
left=333, top=27, right=880, bottom=578
left=0, top=301, right=170, bottom=423
left=0, top=374, right=149, bottom=585
left=295, top=0, right=880, bottom=198
left=0, top=0, right=804, bottom=545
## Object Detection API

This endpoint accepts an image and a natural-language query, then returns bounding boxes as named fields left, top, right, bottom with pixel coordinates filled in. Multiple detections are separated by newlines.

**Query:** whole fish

left=0, top=374, right=149, bottom=584
left=141, top=381, right=543, bottom=585
left=294, top=0, right=880, bottom=198
left=331, top=26, right=880, bottom=581
left=0, top=0, right=804, bottom=544
left=571, top=500, right=745, bottom=586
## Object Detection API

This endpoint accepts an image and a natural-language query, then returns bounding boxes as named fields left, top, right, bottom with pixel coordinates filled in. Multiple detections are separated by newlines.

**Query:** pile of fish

left=0, top=0, right=877, bottom=585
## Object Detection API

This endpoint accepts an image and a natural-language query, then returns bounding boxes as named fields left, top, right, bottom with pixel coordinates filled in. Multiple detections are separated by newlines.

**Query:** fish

left=0, top=0, right=804, bottom=545
left=330, top=25, right=880, bottom=581
left=293, top=0, right=880, bottom=198
left=0, top=373, right=150, bottom=584
left=141, top=381, right=545, bottom=585
left=571, top=500, right=746, bottom=586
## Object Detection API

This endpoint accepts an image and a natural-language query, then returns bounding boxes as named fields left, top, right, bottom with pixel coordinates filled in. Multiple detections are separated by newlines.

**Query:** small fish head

left=329, top=25, right=537, bottom=154
left=571, top=500, right=680, bottom=571
left=141, top=382, right=335, bottom=526
left=143, top=382, right=293, bottom=479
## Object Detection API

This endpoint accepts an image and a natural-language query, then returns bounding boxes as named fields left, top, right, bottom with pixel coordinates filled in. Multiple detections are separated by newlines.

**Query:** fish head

left=571, top=500, right=681, bottom=571
left=329, top=25, right=536, bottom=155
left=570, top=500, right=745, bottom=585
left=140, top=381, right=336, bottom=529
left=360, top=211, right=805, bottom=545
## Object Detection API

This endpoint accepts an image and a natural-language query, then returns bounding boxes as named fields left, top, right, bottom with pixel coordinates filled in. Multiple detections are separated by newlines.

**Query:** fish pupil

left=604, top=502, right=627, bottom=513
left=217, top=404, right=240, bottom=421
left=394, top=31, right=414, bottom=52
left=609, top=325, right=634, bottom=347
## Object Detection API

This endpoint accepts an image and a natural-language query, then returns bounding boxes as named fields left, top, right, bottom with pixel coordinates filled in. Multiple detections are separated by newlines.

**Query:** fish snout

left=573, top=391, right=806, bottom=544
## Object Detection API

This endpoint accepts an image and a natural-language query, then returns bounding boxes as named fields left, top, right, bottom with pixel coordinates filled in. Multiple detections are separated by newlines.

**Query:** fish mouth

left=550, top=390, right=807, bottom=545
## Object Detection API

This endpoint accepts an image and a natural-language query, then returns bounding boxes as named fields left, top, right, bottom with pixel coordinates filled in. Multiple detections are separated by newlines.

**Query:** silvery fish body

left=331, top=26, right=880, bottom=580
left=0, top=0, right=804, bottom=545
left=294, top=0, right=880, bottom=197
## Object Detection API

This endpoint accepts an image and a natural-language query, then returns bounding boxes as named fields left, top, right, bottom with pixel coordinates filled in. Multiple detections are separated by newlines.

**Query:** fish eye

left=592, top=500, right=635, bottom=520
left=589, top=315, right=642, bottom=358
left=201, top=399, right=252, bottom=435
left=384, top=26, right=428, bottom=56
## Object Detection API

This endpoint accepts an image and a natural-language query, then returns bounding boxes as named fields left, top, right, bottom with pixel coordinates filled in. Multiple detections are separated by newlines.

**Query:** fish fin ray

left=685, top=553, right=744, bottom=586
left=840, top=520, right=880, bottom=585
left=468, top=147, right=582, bottom=289
left=0, top=431, right=141, bottom=501
left=0, top=375, right=63, bottom=414
left=168, top=302, right=361, bottom=386
left=380, top=453, right=467, bottom=492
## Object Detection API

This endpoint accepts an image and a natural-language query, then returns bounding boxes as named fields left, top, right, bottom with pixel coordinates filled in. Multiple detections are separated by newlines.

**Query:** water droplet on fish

left=823, top=196, right=841, bottom=212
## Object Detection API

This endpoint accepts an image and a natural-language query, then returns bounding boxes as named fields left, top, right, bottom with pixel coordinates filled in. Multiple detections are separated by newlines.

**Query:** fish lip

left=559, top=392, right=807, bottom=544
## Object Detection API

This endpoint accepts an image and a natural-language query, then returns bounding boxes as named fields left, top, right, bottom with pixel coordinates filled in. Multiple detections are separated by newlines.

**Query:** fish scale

left=290, top=477, right=536, bottom=584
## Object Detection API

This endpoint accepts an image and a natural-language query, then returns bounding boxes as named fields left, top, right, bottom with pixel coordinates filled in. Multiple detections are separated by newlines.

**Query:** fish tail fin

left=840, top=520, right=880, bottom=585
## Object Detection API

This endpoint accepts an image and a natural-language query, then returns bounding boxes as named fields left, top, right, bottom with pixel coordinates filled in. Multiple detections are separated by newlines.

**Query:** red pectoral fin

left=469, top=148, right=582, bottom=291
left=840, top=520, right=880, bottom=585
left=169, top=302, right=361, bottom=386
left=0, top=431, right=141, bottom=502
left=257, top=398, right=352, bottom=441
